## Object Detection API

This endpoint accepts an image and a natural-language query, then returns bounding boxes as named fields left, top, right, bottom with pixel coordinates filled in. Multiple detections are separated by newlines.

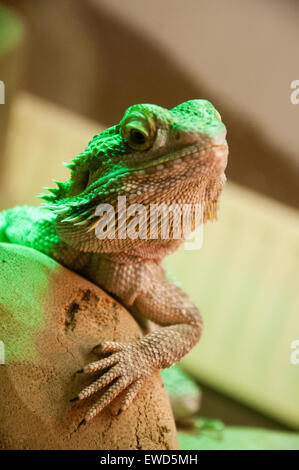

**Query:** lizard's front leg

left=75, top=261, right=203, bottom=425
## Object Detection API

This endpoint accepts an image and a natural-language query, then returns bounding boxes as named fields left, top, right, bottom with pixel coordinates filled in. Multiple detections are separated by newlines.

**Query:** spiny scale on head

left=38, top=126, right=119, bottom=209
left=38, top=180, right=71, bottom=205
left=62, top=161, right=76, bottom=170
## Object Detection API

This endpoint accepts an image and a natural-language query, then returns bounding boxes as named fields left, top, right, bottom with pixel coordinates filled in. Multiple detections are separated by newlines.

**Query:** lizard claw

left=81, top=377, right=147, bottom=423
left=72, top=340, right=155, bottom=424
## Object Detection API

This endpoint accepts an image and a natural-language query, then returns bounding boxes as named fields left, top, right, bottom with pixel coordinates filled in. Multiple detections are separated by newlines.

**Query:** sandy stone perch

left=0, top=243, right=177, bottom=450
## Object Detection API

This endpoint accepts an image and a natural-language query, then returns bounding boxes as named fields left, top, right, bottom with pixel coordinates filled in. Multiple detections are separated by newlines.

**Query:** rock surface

left=0, top=242, right=177, bottom=450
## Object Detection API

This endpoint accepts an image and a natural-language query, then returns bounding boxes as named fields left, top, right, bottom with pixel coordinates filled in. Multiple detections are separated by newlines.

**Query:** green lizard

left=0, top=99, right=228, bottom=426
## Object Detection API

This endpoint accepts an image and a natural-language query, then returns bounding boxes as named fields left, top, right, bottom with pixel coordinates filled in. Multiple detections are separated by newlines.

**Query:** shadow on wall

left=3, top=0, right=299, bottom=209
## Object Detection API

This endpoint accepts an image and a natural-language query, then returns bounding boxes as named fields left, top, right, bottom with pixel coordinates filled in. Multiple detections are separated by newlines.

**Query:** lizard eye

left=121, top=113, right=156, bottom=151
left=129, top=128, right=148, bottom=147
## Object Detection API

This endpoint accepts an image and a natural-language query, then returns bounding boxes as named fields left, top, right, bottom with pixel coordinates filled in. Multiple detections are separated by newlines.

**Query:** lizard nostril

left=174, top=132, right=181, bottom=140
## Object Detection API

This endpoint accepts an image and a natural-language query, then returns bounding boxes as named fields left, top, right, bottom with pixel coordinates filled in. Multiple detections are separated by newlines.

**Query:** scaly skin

left=0, top=100, right=228, bottom=425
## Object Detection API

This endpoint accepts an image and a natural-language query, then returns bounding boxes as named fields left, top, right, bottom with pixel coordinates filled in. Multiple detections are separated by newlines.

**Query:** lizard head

left=41, top=99, right=228, bottom=255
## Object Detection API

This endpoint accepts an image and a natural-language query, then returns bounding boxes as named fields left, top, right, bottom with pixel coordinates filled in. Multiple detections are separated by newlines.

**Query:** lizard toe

left=84, top=377, right=131, bottom=423
left=77, top=366, right=120, bottom=400
left=117, top=379, right=144, bottom=414
left=80, top=354, right=119, bottom=374
left=92, top=341, right=124, bottom=355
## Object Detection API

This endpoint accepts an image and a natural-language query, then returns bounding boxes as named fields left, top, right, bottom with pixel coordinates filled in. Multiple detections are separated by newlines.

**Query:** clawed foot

left=71, top=340, right=154, bottom=426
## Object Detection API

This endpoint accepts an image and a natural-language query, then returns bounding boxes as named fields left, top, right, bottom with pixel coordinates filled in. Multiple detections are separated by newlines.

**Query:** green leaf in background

left=161, top=364, right=201, bottom=418
left=0, top=5, right=24, bottom=56
left=179, top=425, right=299, bottom=450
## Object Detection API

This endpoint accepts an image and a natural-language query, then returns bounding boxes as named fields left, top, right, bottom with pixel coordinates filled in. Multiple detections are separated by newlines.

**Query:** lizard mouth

left=130, top=142, right=228, bottom=175
left=50, top=143, right=227, bottom=224
left=77, top=142, right=228, bottom=205
left=52, top=143, right=228, bottom=234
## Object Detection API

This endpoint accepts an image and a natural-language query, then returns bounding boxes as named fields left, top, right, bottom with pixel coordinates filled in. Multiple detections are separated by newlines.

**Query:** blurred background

left=0, top=0, right=298, bottom=449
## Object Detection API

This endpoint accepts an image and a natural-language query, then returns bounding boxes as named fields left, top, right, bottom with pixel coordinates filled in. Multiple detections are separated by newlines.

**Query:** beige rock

left=0, top=242, right=177, bottom=450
